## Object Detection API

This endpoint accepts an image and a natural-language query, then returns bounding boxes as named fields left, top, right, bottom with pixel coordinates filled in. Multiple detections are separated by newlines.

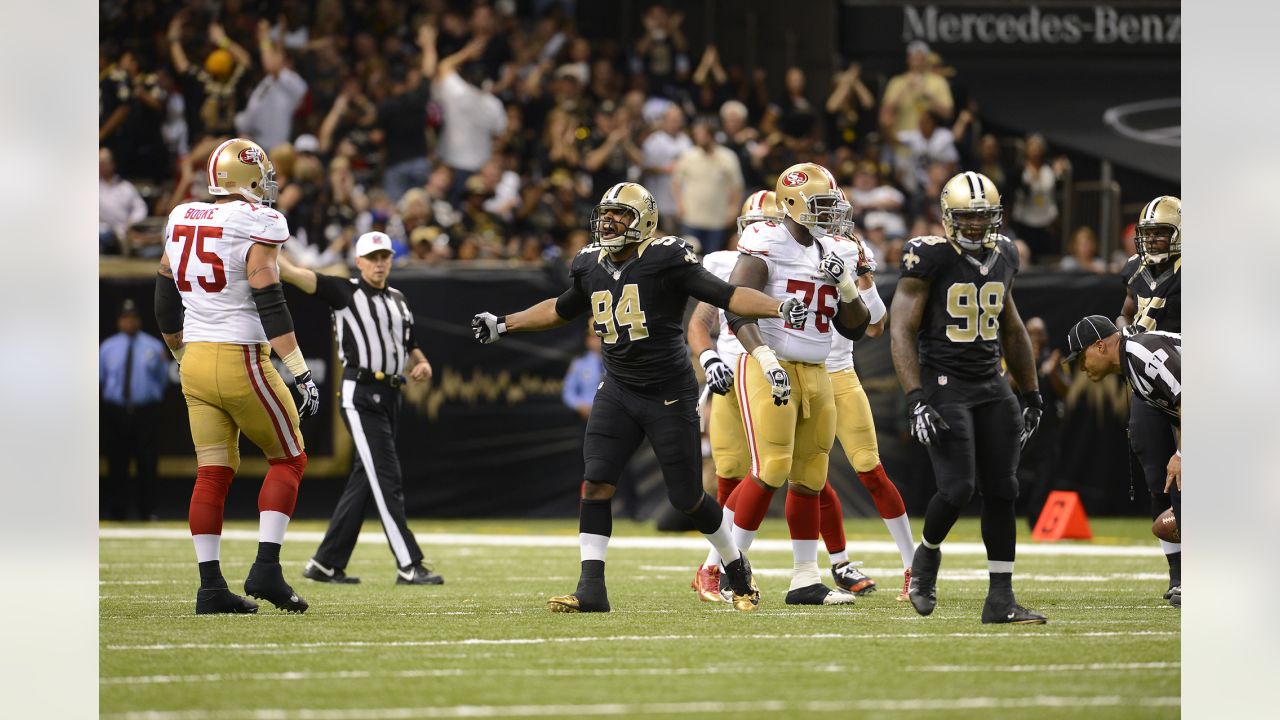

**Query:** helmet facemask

left=736, top=210, right=784, bottom=234
left=589, top=204, right=641, bottom=251
left=1136, top=223, right=1179, bottom=264
left=945, top=206, right=1002, bottom=252
left=797, top=193, right=852, bottom=238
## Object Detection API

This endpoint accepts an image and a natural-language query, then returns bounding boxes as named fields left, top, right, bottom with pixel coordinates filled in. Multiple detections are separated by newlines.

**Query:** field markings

left=106, top=630, right=1178, bottom=652
left=638, top=565, right=1167, bottom=582
left=911, top=661, right=1179, bottom=673
left=100, top=528, right=1162, bottom=558
left=100, top=696, right=1180, bottom=719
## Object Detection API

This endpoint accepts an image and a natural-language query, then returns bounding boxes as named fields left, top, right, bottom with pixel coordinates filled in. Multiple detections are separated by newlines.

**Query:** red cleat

left=692, top=564, right=725, bottom=603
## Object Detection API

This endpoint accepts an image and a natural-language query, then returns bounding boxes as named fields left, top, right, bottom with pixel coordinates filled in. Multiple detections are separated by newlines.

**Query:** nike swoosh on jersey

left=664, top=399, right=679, bottom=405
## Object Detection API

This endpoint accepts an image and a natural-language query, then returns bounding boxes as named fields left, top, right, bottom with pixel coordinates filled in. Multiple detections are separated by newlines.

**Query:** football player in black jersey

left=471, top=182, right=808, bottom=614
left=889, top=171, right=1047, bottom=624
left=1115, top=196, right=1183, bottom=601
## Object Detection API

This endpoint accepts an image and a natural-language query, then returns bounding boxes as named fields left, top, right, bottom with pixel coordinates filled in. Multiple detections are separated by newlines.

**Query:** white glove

left=752, top=345, right=790, bottom=406
left=471, top=312, right=507, bottom=344
left=778, top=297, right=808, bottom=330
left=700, top=350, right=734, bottom=395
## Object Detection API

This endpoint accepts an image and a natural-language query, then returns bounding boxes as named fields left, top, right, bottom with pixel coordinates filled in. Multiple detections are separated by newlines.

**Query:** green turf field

left=100, top=518, right=1179, bottom=719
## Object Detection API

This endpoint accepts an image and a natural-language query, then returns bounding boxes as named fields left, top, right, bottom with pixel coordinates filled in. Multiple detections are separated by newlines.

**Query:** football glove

left=819, top=253, right=858, bottom=301
left=293, top=370, right=321, bottom=418
left=906, top=389, right=949, bottom=447
left=471, top=312, right=507, bottom=344
left=700, top=350, right=734, bottom=396
left=751, top=345, right=790, bottom=406
left=778, top=297, right=808, bottom=330
left=1018, top=391, right=1044, bottom=450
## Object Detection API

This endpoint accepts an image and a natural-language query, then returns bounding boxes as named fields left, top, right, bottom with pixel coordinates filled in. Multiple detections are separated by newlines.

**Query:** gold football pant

left=709, top=379, right=751, bottom=481
left=180, top=342, right=305, bottom=468
left=829, top=367, right=880, bottom=472
left=737, top=353, right=835, bottom=492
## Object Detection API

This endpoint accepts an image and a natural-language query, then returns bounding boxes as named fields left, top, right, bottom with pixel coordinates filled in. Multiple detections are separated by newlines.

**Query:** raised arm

left=167, top=14, right=190, bottom=74
left=210, top=23, right=253, bottom=70
left=257, top=19, right=285, bottom=77
left=417, top=23, right=438, bottom=79
left=247, top=243, right=320, bottom=416
left=275, top=250, right=318, bottom=294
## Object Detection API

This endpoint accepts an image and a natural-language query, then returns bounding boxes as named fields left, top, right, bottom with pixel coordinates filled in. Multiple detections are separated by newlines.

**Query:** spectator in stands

left=641, top=105, right=692, bottom=231
left=1109, top=222, right=1140, bottom=272
left=880, top=40, right=954, bottom=135
left=100, top=48, right=170, bottom=182
left=581, top=101, right=643, bottom=198
left=99, top=299, right=170, bottom=521
left=846, top=161, right=907, bottom=240
left=1059, top=226, right=1107, bottom=273
left=672, top=117, right=744, bottom=255
left=632, top=4, right=689, bottom=101
left=690, top=45, right=730, bottom=116
left=434, top=37, right=508, bottom=200
left=770, top=66, right=818, bottom=155
left=825, top=63, right=877, bottom=154
left=481, top=155, right=524, bottom=223
left=1011, top=133, right=1071, bottom=261
left=376, top=23, right=438, bottom=203
left=975, top=133, right=1010, bottom=192
left=235, top=19, right=309, bottom=152
left=892, top=110, right=959, bottom=197
left=467, top=2, right=515, bottom=86
left=718, top=100, right=766, bottom=191
left=99, top=148, right=148, bottom=255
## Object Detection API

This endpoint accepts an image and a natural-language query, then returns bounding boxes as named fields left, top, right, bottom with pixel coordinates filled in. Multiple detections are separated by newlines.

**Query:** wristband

left=699, top=349, right=721, bottom=370
left=858, top=284, right=887, bottom=323
left=906, top=388, right=925, bottom=408
left=750, top=345, right=782, bottom=375
left=496, top=315, right=508, bottom=335
left=835, top=275, right=858, bottom=303
left=281, top=347, right=310, bottom=378
left=1175, top=449, right=1181, bottom=458
left=1020, top=390, right=1044, bottom=410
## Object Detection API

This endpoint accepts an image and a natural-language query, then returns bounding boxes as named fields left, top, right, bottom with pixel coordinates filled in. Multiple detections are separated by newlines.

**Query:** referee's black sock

left=198, top=560, right=228, bottom=589
left=255, top=542, right=281, bottom=565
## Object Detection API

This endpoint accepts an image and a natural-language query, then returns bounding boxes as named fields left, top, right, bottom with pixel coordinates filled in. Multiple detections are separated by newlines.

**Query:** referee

left=278, top=232, right=444, bottom=585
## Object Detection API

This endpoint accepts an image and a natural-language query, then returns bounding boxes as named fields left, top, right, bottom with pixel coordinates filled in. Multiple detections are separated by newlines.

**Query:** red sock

left=716, top=476, right=742, bottom=506
left=818, top=481, right=846, bottom=554
left=732, top=478, right=777, bottom=531
left=724, top=478, right=746, bottom=513
left=190, top=465, right=234, bottom=536
left=858, top=464, right=907, bottom=519
left=259, top=453, right=306, bottom=516
left=785, top=488, right=821, bottom=540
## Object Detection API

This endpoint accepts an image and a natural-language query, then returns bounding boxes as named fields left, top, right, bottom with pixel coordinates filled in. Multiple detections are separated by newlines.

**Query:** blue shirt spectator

left=562, top=333, right=604, bottom=421
left=100, top=311, right=170, bottom=407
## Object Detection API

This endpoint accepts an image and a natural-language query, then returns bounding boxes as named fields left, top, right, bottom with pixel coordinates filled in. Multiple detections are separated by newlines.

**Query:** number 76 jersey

left=900, top=234, right=1020, bottom=381
left=163, top=199, right=290, bottom=344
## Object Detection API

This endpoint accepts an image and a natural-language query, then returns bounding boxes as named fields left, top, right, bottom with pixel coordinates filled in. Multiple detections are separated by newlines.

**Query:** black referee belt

left=344, top=367, right=405, bottom=388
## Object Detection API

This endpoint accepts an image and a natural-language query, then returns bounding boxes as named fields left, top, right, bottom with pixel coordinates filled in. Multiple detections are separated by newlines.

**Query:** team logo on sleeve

left=781, top=170, right=809, bottom=187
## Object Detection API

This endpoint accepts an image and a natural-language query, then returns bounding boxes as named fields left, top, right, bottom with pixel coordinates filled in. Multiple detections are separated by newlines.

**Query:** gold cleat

left=731, top=577, right=761, bottom=612
left=546, top=592, right=610, bottom=613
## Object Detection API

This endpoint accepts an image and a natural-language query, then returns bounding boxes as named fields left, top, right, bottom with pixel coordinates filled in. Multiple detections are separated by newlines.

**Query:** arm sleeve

left=154, top=274, right=184, bottom=334
left=555, top=279, right=590, bottom=320
left=671, top=263, right=736, bottom=309
left=313, top=274, right=355, bottom=309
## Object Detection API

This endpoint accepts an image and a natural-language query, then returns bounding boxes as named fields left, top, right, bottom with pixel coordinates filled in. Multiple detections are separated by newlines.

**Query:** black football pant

left=102, top=402, right=159, bottom=520
left=314, top=380, right=424, bottom=570
left=1129, top=396, right=1179, bottom=521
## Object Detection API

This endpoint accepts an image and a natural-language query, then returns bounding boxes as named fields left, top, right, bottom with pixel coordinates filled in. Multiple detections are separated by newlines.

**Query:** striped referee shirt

left=313, top=275, right=418, bottom=376
left=1121, top=330, right=1181, bottom=420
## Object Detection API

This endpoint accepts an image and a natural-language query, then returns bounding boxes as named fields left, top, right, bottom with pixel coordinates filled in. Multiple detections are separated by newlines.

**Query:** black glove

left=779, top=298, right=808, bottom=330
left=701, top=351, right=734, bottom=395
left=906, top=389, right=949, bottom=447
left=1019, top=391, right=1044, bottom=450
left=766, top=367, right=791, bottom=406
left=293, top=370, right=321, bottom=418
left=471, top=312, right=507, bottom=344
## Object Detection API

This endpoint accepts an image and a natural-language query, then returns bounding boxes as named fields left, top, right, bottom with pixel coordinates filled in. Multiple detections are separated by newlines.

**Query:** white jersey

left=702, top=250, right=745, bottom=361
left=162, top=199, right=290, bottom=344
left=737, top=222, right=852, bottom=363
left=826, top=239, right=879, bottom=372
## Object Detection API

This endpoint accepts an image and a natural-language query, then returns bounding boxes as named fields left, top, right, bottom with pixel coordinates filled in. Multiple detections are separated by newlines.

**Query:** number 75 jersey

left=900, top=234, right=1020, bottom=380
left=163, top=199, right=290, bottom=344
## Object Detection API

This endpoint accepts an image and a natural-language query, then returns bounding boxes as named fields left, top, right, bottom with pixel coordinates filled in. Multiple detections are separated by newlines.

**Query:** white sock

left=988, top=560, right=1014, bottom=574
left=702, top=513, right=741, bottom=568
left=731, top=523, right=758, bottom=553
left=580, top=533, right=610, bottom=562
left=829, top=549, right=849, bottom=566
left=884, top=513, right=916, bottom=570
left=790, top=538, right=822, bottom=592
left=258, top=510, right=290, bottom=545
left=1160, top=540, right=1181, bottom=555
left=922, top=538, right=941, bottom=550
left=192, top=534, right=221, bottom=563
left=705, top=508, right=736, bottom=567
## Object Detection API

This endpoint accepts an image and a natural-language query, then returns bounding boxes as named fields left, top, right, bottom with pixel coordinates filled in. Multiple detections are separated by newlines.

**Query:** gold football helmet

left=940, top=171, right=1002, bottom=252
left=1136, top=195, right=1181, bottom=264
left=736, top=190, right=784, bottom=234
left=207, top=137, right=279, bottom=205
left=775, top=162, right=849, bottom=237
left=589, top=182, right=659, bottom=250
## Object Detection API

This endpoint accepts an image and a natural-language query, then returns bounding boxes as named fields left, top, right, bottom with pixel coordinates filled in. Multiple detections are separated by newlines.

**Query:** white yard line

left=639, top=565, right=1167, bottom=582
left=99, top=528, right=1162, bottom=558
left=912, top=662, right=1180, bottom=673
left=100, top=696, right=1180, bottom=719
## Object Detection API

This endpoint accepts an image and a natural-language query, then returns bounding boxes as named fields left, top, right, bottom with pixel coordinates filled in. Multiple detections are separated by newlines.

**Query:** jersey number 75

left=171, top=225, right=227, bottom=293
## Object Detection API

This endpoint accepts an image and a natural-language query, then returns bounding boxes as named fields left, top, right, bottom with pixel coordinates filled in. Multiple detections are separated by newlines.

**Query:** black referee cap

left=1064, top=314, right=1120, bottom=366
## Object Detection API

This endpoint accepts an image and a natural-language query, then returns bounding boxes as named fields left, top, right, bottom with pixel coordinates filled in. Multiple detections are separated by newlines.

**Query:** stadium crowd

left=99, top=0, right=1126, bottom=271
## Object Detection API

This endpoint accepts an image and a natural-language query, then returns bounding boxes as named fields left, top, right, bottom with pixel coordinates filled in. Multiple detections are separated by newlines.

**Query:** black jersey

left=900, top=235, right=1020, bottom=381
left=1121, top=330, right=1181, bottom=420
left=1121, top=254, right=1181, bottom=333
left=558, top=237, right=736, bottom=391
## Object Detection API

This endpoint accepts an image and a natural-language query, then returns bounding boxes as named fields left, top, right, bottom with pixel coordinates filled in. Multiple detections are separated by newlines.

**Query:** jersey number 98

left=945, top=281, right=1004, bottom=342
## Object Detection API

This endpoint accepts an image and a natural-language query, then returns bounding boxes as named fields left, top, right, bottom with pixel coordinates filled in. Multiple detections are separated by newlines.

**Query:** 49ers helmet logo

left=781, top=170, right=809, bottom=187
left=238, top=147, right=262, bottom=165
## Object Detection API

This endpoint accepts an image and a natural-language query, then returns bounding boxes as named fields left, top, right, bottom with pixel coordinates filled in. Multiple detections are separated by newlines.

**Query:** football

left=1152, top=508, right=1180, bottom=543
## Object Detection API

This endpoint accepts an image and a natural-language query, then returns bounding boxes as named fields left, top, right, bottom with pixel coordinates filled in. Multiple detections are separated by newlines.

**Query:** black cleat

left=832, top=561, right=878, bottom=596
left=244, top=562, right=309, bottom=613
left=195, top=586, right=259, bottom=615
left=981, top=596, right=1048, bottom=624
left=908, top=544, right=941, bottom=616
left=1168, top=586, right=1181, bottom=608
left=1163, top=580, right=1179, bottom=601
left=784, top=583, right=856, bottom=606
left=396, top=563, right=445, bottom=585
left=722, top=553, right=761, bottom=612
left=302, top=559, right=360, bottom=584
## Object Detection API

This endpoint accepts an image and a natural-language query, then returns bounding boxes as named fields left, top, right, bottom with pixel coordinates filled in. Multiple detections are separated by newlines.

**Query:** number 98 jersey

left=900, top=234, right=1019, bottom=381
left=163, top=199, right=290, bottom=344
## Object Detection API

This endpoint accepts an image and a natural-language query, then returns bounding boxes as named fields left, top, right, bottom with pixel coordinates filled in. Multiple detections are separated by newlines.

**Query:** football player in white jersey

left=723, top=164, right=872, bottom=605
left=154, top=137, right=321, bottom=614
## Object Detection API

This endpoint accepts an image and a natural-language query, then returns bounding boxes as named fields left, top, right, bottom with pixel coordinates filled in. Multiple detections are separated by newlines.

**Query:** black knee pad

left=937, top=480, right=976, bottom=508
left=667, top=484, right=704, bottom=514
left=980, top=475, right=1020, bottom=502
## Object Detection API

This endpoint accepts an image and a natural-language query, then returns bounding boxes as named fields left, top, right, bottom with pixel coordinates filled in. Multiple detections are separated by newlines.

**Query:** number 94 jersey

left=900, top=234, right=1020, bottom=381
left=163, top=199, right=290, bottom=344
